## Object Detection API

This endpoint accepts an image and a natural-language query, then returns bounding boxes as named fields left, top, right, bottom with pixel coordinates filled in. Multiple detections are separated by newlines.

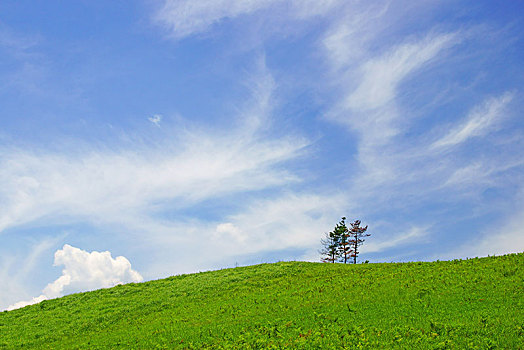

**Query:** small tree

left=319, top=217, right=347, bottom=263
left=320, top=218, right=370, bottom=264
left=319, top=231, right=339, bottom=263
left=348, top=220, right=369, bottom=264
left=336, top=217, right=352, bottom=264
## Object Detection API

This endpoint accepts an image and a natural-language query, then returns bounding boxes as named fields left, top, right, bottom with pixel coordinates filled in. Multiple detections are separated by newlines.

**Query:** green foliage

left=320, top=217, right=370, bottom=264
left=319, top=218, right=344, bottom=263
left=1, top=254, right=523, bottom=349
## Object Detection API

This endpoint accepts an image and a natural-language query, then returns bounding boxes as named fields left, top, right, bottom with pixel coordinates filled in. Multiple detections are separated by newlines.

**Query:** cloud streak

left=0, top=64, right=308, bottom=235
left=432, top=92, right=514, bottom=149
left=154, top=0, right=343, bottom=39
left=345, top=32, right=457, bottom=113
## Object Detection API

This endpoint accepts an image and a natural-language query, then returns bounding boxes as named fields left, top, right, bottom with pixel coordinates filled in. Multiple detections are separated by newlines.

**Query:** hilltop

left=1, top=254, right=522, bottom=349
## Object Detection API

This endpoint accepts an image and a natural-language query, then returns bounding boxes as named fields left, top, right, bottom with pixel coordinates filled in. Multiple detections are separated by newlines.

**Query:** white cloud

left=324, top=15, right=459, bottom=148
left=138, top=192, right=349, bottom=278
left=155, top=0, right=280, bottom=38
left=0, top=237, right=59, bottom=311
left=322, top=3, right=390, bottom=70
left=148, top=114, right=162, bottom=126
left=319, top=4, right=523, bottom=263
left=210, top=192, right=348, bottom=256
left=215, top=222, right=244, bottom=242
left=0, top=131, right=305, bottom=233
left=6, top=244, right=142, bottom=311
left=467, top=212, right=524, bottom=257
left=6, top=295, right=47, bottom=312
left=323, top=27, right=461, bottom=196
left=432, top=92, right=514, bottom=149
left=442, top=162, right=487, bottom=188
left=319, top=5, right=522, bottom=212
left=362, top=226, right=429, bottom=253
left=0, top=65, right=307, bottom=234
left=154, top=0, right=342, bottom=39
left=439, top=197, right=524, bottom=260
left=345, top=33, right=457, bottom=112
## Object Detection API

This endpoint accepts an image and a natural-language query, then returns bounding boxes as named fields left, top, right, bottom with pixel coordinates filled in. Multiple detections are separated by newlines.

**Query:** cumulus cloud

left=6, top=244, right=142, bottom=311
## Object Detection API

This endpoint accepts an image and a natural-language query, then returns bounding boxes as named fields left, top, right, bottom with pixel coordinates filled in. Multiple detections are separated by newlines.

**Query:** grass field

left=1, top=253, right=522, bottom=349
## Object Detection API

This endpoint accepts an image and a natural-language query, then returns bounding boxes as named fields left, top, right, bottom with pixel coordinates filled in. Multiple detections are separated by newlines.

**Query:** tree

left=348, top=220, right=369, bottom=264
left=336, top=217, right=352, bottom=264
left=320, top=217, right=370, bottom=264
left=319, top=231, right=339, bottom=263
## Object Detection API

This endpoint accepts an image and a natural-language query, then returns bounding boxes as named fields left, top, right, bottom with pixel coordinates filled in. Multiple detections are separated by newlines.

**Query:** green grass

left=1, top=254, right=523, bottom=349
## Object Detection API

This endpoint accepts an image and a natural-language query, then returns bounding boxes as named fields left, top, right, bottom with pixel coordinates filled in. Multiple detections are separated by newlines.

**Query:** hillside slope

left=1, top=254, right=523, bottom=349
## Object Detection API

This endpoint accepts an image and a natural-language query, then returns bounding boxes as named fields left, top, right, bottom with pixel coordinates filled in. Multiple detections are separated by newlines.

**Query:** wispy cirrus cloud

left=154, top=0, right=343, bottom=39
left=316, top=2, right=523, bottom=262
left=0, top=135, right=305, bottom=233
left=0, top=63, right=307, bottom=235
left=344, top=33, right=457, bottom=113
left=327, top=30, right=458, bottom=145
left=362, top=226, right=430, bottom=254
left=2, top=1, right=522, bottom=311
left=0, top=236, right=59, bottom=311
left=140, top=191, right=348, bottom=278
left=436, top=187, right=524, bottom=261
left=432, top=92, right=514, bottom=149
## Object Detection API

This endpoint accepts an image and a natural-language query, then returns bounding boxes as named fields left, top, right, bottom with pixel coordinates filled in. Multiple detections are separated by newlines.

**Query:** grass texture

left=1, top=253, right=522, bottom=349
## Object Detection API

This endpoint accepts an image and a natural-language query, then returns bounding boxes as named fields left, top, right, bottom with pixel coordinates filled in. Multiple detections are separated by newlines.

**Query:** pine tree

left=319, top=231, right=339, bottom=263
left=320, top=218, right=370, bottom=264
left=348, top=220, right=369, bottom=264
left=335, top=217, right=352, bottom=264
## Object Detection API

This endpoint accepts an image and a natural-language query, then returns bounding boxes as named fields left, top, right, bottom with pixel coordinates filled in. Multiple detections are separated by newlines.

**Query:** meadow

left=0, top=253, right=522, bottom=349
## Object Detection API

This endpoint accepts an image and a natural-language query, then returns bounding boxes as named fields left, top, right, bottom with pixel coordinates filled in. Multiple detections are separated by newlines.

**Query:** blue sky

left=1, top=0, right=523, bottom=310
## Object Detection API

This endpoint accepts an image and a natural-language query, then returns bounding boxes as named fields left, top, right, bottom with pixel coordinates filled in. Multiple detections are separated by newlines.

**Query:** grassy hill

left=1, top=254, right=522, bottom=349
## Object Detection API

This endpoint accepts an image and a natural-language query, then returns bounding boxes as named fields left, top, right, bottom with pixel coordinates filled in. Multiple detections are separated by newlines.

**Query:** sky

left=1, top=0, right=523, bottom=310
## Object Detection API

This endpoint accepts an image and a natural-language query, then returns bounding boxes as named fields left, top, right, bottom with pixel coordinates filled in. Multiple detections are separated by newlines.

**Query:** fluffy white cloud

left=6, top=295, right=47, bottom=312
left=6, top=244, right=142, bottom=311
